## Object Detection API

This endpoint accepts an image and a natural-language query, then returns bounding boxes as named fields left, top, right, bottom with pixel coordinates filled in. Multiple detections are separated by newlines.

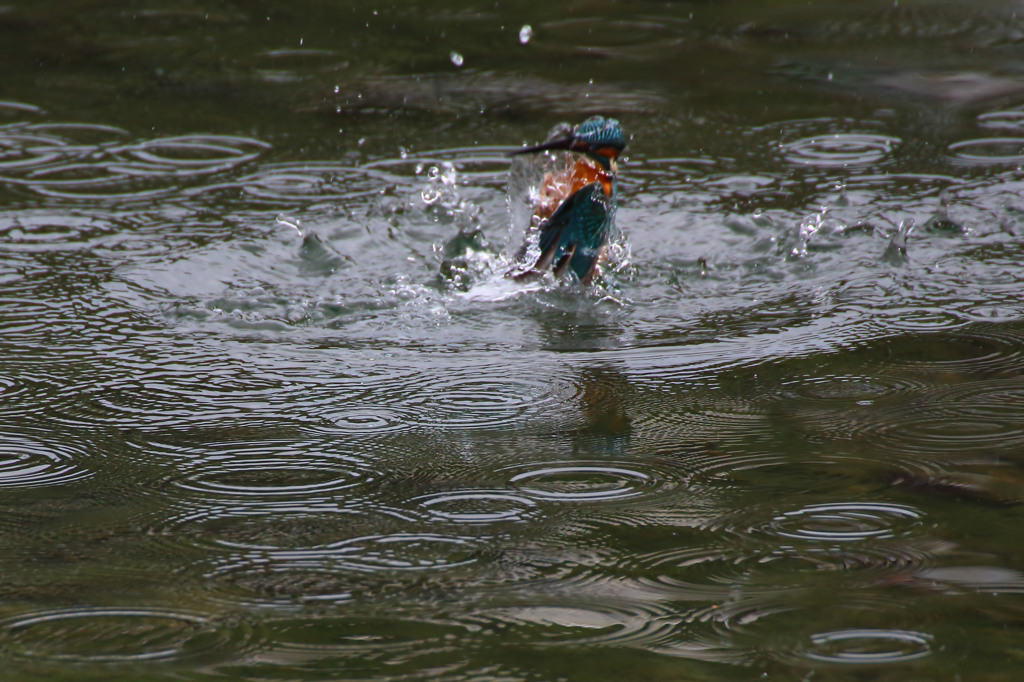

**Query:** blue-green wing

left=535, top=183, right=610, bottom=282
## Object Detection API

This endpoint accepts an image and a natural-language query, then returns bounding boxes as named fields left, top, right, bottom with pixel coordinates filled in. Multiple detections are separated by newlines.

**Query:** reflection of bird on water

left=506, top=116, right=627, bottom=285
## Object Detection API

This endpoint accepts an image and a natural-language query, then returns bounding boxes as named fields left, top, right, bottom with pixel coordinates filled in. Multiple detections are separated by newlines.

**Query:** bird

left=506, top=116, right=627, bottom=285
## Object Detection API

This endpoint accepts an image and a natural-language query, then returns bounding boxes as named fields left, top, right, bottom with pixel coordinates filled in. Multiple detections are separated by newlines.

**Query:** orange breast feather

left=533, top=158, right=608, bottom=226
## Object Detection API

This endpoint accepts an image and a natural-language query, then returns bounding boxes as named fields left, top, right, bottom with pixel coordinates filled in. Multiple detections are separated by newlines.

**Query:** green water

left=2, top=0, right=1024, bottom=680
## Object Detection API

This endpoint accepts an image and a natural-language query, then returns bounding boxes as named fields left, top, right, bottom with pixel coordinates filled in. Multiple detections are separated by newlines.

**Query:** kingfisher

left=506, top=116, right=627, bottom=285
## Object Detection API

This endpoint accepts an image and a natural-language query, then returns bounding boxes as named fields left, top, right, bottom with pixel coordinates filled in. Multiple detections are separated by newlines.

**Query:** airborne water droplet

left=519, top=25, right=533, bottom=44
left=450, top=51, right=464, bottom=67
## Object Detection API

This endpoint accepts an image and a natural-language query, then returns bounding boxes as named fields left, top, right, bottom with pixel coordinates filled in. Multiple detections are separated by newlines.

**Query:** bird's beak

left=509, top=135, right=580, bottom=157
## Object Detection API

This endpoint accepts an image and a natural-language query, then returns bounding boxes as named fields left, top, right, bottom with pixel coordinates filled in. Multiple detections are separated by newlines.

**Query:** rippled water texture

left=3, top=1, right=1024, bottom=680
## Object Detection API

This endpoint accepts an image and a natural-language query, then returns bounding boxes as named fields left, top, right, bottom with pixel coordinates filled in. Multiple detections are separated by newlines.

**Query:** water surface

left=2, top=1, right=1024, bottom=680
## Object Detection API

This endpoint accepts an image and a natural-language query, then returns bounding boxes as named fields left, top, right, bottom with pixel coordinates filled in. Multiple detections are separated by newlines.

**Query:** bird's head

left=512, top=116, right=627, bottom=172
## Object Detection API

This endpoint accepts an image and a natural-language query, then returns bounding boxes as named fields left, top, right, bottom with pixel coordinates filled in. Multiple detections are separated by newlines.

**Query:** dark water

left=3, top=0, right=1024, bottom=680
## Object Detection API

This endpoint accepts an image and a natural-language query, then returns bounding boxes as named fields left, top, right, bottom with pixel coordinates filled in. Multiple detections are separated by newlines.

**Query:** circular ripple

left=632, top=546, right=756, bottom=600
left=235, top=162, right=390, bottom=204
left=254, top=613, right=473, bottom=675
left=504, top=460, right=675, bottom=502
left=205, top=531, right=483, bottom=587
left=0, top=100, right=44, bottom=117
left=689, top=600, right=797, bottom=632
left=949, top=137, right=1024, bottom=165
left=207, top=570, right=357, bottom=608
left=630, top=395, right=771, bottom=450
left=22, top=122, right=127, bottom=143
left=156, top=501, right=482, bottom=589
left=411, top=372, right=569, bottom=430
left=412, top=490, right=539, bottom=524
left=885, top=326, right=1024, bottom=375
left=651, top=540, right=933, bottom=598
left=0, top=131, right=64, bottom=171
left=945, top=380, right=1024, bottom=423
left=200, top=530, right=483, bottom=607
left=469, top=598, right=679, bottom=649
left=780, top=133, right=899, bottom=167
left=0, top=607, right=239, bottom=664
left=538, top=17, right=688, bottom=57
left=778, top=373, right=928, bottom=404
left=915, top=565, right=1024, bottom=593
left=633, top=535, right=934, bottom=600
left=323, top=405, right=421, bottom=434
left=129, top=135, right=268, bottom=169
left=766, top=502, right=923, bottom=542
left=977, top=110, right=1024, bottom=132
left=159, top=503, right=366, bottom=553
left=856, top=374, right=1024, bottom=460
left=804, top=628, right=932, bottom=663
left=768, top=331, right=1024, bottom=461
left=173, top=453, right=370, bottom=498
left=0, top=127, right=268, bottom=203
left=0, top=430, right=91, bottom=488
left=324, top=533, right=483, bottom=572
left=874, top=409, right=1024, bottom=458
left=0, top=374, right=35, bottom=417
left=683, top=593, right=934, bottom=667
left=0, top=123, right=127, bottom=176
left=265, top=612, right=467, bottom=649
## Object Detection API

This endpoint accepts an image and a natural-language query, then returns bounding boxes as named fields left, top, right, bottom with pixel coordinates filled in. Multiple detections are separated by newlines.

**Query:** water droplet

left=883, top=218, right=915, bottom=263
left=519, top=25, right=533, bottom=44
left=450, top=51, right=464, bottom=67
left=276, top=215, right=302, bottom=235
